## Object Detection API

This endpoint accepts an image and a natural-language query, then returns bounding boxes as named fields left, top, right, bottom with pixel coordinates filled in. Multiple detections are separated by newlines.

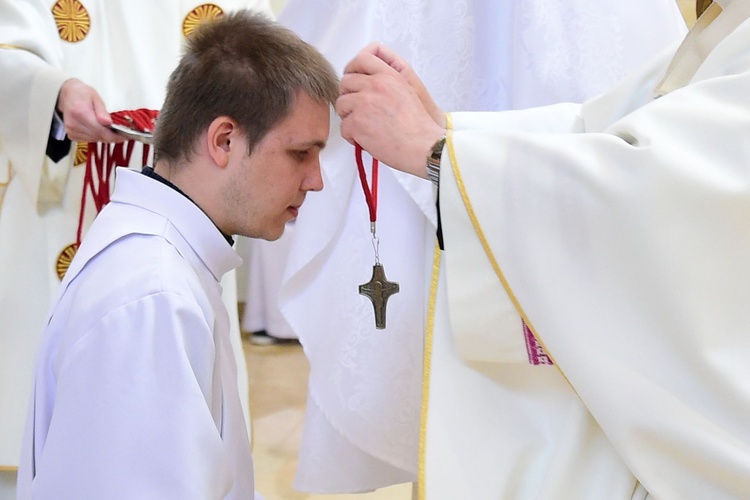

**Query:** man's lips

left=288, top=196, right=306, bottom=218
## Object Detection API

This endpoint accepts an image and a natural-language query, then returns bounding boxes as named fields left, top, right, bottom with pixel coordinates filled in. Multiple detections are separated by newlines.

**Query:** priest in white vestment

left=337, top=0, right=750, bottom=497
left=275, top=0, right=687, bottom=493
left=0, top=0, right=272, bottom=495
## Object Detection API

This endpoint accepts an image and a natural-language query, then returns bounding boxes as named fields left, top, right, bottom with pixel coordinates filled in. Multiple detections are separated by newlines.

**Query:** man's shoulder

left=74, top=230, right=206, bottom=306
left=46, top=232, right=215, bottom=360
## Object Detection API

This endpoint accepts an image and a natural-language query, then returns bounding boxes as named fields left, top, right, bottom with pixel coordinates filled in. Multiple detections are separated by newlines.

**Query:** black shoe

left=249, top=330, right=298, bottom=346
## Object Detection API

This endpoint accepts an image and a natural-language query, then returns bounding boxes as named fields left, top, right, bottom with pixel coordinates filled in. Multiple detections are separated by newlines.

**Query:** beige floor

left=245, top=339, right=412, bottom=500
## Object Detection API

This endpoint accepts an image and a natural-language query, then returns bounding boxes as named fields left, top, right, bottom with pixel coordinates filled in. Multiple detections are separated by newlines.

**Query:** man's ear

left=206, top=116, right=237, bottom=169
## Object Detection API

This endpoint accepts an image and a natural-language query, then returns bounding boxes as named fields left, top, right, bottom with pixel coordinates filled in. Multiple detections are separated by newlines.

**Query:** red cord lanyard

left=76, top=141, right=134, bottom=245
left=355, top=142, right=379, bottom=237
left=74, top=109, right=158, bottom=246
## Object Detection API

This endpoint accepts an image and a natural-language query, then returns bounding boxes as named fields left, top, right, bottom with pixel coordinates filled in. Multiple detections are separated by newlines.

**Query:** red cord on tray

left=110, top=108, right=159, bottom=133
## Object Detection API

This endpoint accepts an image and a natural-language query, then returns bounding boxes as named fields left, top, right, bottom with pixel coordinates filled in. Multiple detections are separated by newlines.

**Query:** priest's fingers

left=343, top=47, right=402, bottom=79
left=336, top=73, right=444, bottom=178
left=58, top=79, right=124, bottom=143
left=343, top=44, right=445, bottom=128
left=91, top=93, right=113, bottom=128
left=370, top=46, right=445, bottom=128
left=346, top=43, right=410, bottom=75
left=337, top=71, right=420, bottom=125
left=90, top=93, right=129, bottom=143
left=64, top=114, right=125, bottom=144
left=339, top=71, right=403, bottom=99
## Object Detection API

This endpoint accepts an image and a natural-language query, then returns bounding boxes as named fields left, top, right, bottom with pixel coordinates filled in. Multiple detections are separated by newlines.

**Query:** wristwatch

left=426, top=135, right=446, bottom=186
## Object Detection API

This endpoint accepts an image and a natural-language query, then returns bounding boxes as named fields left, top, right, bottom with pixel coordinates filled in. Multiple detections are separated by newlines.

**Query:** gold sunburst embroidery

left=74, top=142, right=88, bottom=166
left=183, top=4, right=224, bottom=37
left=56, top=243, right=79, bottom=280
left=52, top=0, right=91, bottom=43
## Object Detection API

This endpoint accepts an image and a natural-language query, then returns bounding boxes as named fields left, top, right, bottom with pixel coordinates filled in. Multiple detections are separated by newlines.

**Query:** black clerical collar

left=141, top=166, right=235, bottom=247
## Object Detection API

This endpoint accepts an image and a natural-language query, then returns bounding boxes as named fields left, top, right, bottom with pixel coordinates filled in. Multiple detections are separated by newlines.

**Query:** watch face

left=426, top=136, right=445, bottom=185
left=430, top=136, right=446, bottom=159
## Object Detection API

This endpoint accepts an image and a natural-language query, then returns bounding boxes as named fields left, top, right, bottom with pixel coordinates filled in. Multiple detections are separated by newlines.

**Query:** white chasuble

left=430, top=3, right=750, bottom=497
left=276, top=0, right=687, bottom=494
left=0, top=0, right=272, bottom=482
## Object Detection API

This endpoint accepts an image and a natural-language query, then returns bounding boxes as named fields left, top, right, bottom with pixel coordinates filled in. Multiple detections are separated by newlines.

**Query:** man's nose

left=304, top=161, right=324, bottom=192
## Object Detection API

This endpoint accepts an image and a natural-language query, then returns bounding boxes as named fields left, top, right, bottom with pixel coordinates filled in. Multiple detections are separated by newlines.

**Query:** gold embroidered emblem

left=183, top=4, right=224, bottom=37
left=56, top=243, right=79, bottom=280
left=74, top=142, right=88, bottom=166
left=52, top=0, right=91, bottom=43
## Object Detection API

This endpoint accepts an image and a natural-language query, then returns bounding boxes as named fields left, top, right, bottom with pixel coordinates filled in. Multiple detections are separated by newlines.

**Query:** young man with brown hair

left=17, top=11, right=338, bottom=499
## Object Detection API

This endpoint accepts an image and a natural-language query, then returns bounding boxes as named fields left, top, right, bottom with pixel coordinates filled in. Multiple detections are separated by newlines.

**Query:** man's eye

left=292, top=150, right=309, bottom=161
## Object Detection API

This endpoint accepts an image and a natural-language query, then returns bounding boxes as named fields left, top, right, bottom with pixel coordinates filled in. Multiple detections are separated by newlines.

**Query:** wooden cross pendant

left=359, top=263, right=400, bottom=329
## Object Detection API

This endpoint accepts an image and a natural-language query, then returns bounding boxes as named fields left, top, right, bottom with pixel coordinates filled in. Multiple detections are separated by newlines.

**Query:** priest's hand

left=337, top=44, right=446, bottom=179
left=354, top=43, right=446, bottom=128
left=57, top=78, right=125, bottom=144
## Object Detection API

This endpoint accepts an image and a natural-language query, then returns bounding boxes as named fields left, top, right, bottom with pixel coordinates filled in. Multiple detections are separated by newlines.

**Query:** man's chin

left=243, top=219, right=290, bottom=241
left=262, top=225, right=286, bottom=242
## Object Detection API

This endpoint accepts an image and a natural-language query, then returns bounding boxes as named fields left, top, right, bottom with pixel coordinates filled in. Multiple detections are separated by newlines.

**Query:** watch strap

left=426, top=135, right=446, bottom=186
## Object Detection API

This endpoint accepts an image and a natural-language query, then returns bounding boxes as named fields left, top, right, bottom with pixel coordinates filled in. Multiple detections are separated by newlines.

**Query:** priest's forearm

left=0, top=46, right=68, bottom=206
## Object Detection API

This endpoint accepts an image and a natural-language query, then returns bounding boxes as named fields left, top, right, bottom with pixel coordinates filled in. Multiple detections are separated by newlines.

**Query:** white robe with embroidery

left=276, top=0, right=687, bottom=493
left=17, top=168, right=255, bottom=499
left=429, top=1, right=750, bottom=497
left=0, top=0, right=272, bottom=485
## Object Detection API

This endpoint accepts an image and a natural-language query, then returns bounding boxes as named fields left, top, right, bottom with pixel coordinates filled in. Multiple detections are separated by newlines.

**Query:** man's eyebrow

left=291, top=140, right=327, bottom=149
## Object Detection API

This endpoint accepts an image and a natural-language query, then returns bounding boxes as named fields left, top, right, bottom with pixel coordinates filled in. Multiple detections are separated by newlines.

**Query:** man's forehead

left=263, top=120, right=329, bottom=151
left=274, top=97, right=330, bottom=141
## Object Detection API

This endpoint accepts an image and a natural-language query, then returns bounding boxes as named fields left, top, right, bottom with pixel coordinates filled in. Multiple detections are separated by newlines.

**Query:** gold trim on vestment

left=417, top=113, right=453, bottom=499
left=0, top=44, right=25, bottom=51
left=0, top=466, right=18, bottom=472
left=52, top=0, right=91, bottom=43
left=417, top=241, right=442, bottom=500
left=0, top=44, right=48, bottom=63
left=445, top=125, right=559, bottom=366
left=182, top=4, right=224, bottom=37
